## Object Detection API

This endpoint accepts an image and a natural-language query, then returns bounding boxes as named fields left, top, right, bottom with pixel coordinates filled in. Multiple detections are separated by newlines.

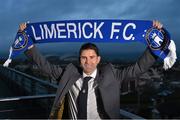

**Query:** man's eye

left=81, top=57, right=86, bottom=60
left=90, top=56, right=96, bottom=59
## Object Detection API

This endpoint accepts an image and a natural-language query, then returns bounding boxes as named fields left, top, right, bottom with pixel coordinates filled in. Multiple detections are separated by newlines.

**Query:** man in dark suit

left=20, top=20, right=164, bottom=119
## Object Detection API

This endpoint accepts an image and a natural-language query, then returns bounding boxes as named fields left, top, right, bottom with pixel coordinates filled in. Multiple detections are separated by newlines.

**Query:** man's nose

left=85, top=58, right=90, bottom=64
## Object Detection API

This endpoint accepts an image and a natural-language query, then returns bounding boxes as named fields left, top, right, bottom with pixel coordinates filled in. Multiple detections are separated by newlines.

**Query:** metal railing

left=120, top=109, right=145, bottom=119
left=0, top=65, right=58, bottom=114
left=0, top=65, right=58, bottom=94
left=0, top=94, right=56, bottom=102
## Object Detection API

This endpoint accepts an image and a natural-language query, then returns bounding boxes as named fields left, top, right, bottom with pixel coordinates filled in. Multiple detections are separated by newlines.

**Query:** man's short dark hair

left=79, top=43, right=100, bottom=56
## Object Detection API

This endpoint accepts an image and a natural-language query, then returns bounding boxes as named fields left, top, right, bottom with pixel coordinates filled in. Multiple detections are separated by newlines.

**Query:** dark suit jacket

left=25, top=47, right=157, bottom=119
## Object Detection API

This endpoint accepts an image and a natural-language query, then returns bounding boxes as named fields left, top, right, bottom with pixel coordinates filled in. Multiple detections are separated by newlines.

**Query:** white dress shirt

left=68, top=68, right=101, bottom=119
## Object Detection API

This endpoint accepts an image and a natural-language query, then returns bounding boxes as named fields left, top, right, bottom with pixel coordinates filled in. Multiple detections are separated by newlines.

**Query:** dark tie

left=77, top=76, right=92, bottom=119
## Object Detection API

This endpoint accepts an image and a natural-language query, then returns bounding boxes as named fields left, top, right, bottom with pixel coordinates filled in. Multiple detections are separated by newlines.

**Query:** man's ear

left=97, top=56, right=101, bottom=63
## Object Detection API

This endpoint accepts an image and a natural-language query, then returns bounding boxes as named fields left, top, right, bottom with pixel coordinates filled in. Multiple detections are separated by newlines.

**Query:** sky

left=0, top=0, right=180, bottom=59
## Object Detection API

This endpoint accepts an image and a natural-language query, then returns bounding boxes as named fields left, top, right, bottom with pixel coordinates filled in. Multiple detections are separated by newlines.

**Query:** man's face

left=80, top=49, right=101, bottom=75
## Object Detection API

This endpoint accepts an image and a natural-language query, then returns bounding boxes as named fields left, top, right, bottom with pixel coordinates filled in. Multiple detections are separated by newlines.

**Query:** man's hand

left=153, top=20, right=163, bottom=29
left=28, top=45, right=34, bottom=50
left=19, top=23, right=27, bottom=32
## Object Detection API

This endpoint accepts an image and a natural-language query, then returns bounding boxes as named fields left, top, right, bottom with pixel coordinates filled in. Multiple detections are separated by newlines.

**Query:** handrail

left=0, top=65, right=58, bottom=88
left=0, top=94, right=56, bottom=102
left=0, top=65, right=58, bottom=114
left=0, top=65, right=58, bottom=96
left=120, top=109, right=146, bottom=119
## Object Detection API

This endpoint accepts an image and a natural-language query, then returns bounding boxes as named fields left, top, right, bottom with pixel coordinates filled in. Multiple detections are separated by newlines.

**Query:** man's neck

left=83, top=69, right=97, bottom=78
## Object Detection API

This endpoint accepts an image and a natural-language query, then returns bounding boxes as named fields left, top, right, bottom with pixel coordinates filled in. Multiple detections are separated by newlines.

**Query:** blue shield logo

left=13, top=32, right=28, bottom=50
left=145, top=28, right=164, bottom=50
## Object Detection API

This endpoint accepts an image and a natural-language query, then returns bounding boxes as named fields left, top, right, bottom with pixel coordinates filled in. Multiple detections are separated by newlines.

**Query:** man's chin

left=84, top=69, right=93, bottom=75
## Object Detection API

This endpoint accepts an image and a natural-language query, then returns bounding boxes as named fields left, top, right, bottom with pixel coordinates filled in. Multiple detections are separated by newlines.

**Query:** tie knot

left=83, top=76, right=92, bottom=82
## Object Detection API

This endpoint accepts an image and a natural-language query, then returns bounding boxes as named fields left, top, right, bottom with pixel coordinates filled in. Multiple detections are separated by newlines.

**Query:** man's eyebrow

left=80, top=55, right=97, bottom=57
left=90, top=55, right=97, bottom=57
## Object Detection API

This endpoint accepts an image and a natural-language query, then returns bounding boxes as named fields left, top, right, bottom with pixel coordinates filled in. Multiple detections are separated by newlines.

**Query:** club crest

left=13, top=32, right=28, bottom=50
left=145, top=28, right=165, bottom=50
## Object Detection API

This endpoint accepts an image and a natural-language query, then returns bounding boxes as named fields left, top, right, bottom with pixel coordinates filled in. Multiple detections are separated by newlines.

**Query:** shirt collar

left=83, top=68, right=97, bottom=79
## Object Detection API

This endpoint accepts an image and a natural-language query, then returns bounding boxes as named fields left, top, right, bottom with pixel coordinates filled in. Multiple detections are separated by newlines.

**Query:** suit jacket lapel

left=93, top=68, right=105, bottom=90
left=53, top=64, right=81, bottom=109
